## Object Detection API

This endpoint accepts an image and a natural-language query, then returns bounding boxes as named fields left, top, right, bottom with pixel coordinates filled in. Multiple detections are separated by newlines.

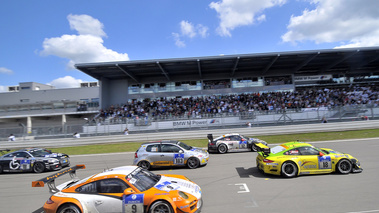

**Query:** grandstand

left=1, top=47, right=379, bottom=140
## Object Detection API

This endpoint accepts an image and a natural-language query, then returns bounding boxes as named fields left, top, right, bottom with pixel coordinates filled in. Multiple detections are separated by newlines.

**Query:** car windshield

left=177, top=142, right=192, bottom=150
left=241, top=135, right=249, bottom=140
left=127, top=167, right=161, bottom=192
left=29, top=149, right=52, bottom=157
left=271, top=145, right=287, bottom=154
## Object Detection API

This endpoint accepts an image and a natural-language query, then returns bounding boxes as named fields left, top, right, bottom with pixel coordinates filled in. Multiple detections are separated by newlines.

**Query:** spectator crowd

left=96, top=85, right=379, bottom=122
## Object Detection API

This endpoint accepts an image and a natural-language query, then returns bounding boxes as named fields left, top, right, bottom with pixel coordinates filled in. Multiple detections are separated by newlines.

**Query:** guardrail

left=1, top=120, right=378, bottom=149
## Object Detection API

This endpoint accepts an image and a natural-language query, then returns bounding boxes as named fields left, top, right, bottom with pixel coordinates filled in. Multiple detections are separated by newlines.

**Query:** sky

left=1, top=0, right=379, bottom=92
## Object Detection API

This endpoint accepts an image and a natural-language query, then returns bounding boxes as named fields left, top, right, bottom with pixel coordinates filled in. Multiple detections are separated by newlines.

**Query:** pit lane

left=1, top=138, right=379, bottom=213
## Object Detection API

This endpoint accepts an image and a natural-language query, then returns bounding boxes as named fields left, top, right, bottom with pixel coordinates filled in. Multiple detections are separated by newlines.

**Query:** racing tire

left=217, top=144, right=228, bottom=154
left=33, top=162, right=45, bottom=173
left=148, top=200, right=174, bottom=213
left=251, top=144, right=258, bottom=152
left=336, top=159, right=352, bottom=174
left=281, top=161, right=298, bottom=178
left=137, top=161, right=151, bottom=170
left=187, top=157, right=200, bottom=169
left=57, top=204, right=81, bottom=213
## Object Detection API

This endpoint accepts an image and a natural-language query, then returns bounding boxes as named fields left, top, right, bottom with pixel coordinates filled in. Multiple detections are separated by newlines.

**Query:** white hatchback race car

left=133, top=140, right=209, bottom=170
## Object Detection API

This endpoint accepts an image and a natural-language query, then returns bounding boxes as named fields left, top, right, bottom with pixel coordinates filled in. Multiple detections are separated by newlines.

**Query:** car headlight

left=48, top=159, right=59, bottom=163
left=178, top=191, right=189, bottom=199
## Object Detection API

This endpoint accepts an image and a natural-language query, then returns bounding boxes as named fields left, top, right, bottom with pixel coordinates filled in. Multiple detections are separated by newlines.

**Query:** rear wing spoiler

left=32, top=164, right=85, bottom=193
left=255, top=143, right=271, bottom=156
left=207, top=134, right=213, bottom=143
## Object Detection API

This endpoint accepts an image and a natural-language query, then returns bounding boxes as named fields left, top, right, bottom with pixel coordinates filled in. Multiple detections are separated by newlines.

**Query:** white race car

left=207, top=133, right=267, bottom=154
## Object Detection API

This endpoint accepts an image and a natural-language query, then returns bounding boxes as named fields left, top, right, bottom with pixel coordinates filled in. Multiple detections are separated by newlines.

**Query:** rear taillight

left=263, top=159, right=274, bottom=163
left=134, top=152, right=138, bottom=158
left=46, top=196, right=54, bottom=204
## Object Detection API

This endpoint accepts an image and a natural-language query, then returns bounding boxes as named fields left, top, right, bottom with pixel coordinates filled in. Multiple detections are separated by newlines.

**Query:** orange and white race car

left=32, top=165, right=203, bottom=213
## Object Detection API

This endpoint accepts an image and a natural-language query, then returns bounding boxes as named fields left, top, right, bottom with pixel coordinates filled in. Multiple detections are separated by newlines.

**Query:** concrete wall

left=0, top=87, right=99, bottom=106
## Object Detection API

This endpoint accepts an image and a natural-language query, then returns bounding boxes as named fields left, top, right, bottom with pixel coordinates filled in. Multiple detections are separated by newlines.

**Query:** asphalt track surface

left=1, top=137, right=379, bottom=213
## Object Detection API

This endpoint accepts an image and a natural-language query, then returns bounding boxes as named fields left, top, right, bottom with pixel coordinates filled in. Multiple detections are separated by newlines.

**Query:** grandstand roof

left=75, top=46, right=379, bottom=84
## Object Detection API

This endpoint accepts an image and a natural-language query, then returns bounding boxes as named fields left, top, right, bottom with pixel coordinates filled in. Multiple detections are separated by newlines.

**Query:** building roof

left=75, top=47, right=379, bottom=84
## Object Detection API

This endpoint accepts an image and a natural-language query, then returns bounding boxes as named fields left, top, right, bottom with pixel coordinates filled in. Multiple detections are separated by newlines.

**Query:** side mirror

left=124, top=188, right=136, bottom=195
left=179, top=150, right=184, bottom=154
left=319, top=152, right=324, bottom=156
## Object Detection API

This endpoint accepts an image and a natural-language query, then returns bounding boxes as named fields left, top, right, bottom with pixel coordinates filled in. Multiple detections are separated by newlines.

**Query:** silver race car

left=133, top=140, right=209, bottom=170
left=0, top=148, right=70, bottom=173
left=207, top=133, right=267, bottom=154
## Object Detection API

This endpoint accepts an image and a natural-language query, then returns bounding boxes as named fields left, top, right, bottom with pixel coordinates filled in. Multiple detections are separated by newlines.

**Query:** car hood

left=249, top=138, right=267, bottom=145
left=40, top=153, right=68, bottom=159
left=154, top=175, right=201, bottom=199
left=322, top=148, right=357, bottom=159
left=188, top=147, right=208, bottom=155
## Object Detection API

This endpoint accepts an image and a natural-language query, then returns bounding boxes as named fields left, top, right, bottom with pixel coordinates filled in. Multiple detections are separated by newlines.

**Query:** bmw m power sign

left=123, top=194, right=144, bottom=213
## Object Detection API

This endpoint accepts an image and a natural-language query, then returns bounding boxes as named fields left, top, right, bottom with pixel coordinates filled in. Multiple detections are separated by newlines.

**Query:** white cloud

left=172, top=33, right=186, bottom=48
left=197, top=24, right=209, bottom=38
left=49, top=76, right=83, bottom=88
left=180, top=21, right=197, bottom=38
left=173, top=21, right=209, bottom=47
left=209, top=0, right=286, bottom=37
left=68, top=14, right=106, bottom=37
left=40, top=14, right=129, bottom=70
left=282, top=0, right=379, bottom=48
left=0, top=67, right=13, bottom=74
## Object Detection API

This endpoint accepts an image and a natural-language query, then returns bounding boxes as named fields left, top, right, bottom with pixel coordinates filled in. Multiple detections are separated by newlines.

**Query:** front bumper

left=199, top=156, right=209, bottom=166
left=176, top=198, right=202, bottom=213
left=351, top=159, right=363, bottom=173
left=46, top=162, right=62, bottom=171
left=352, top=163, right=363, bottom=173
left=60, top=158, right=70, bottom=167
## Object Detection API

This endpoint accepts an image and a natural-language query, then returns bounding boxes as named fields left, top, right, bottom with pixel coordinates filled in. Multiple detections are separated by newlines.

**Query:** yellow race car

left=256, top=142, right=363, bottom=178
left=33, top=165, right=202, bottom=213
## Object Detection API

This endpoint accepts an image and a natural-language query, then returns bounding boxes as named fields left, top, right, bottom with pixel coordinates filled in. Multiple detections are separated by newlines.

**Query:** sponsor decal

left=180, top=205, right=189, bottom=209
left=154, top=193, right=169, bottom=196
left=154, top=161, right=171, bottom=165
left=45, top=167, right=74, bottom=181
left=293, top=75, right=332, bottom=82
left=301, top=161, right=317, bottom=169
left=239, top=141, right=247, bottom=149
left=20, top=159, right=31, bottom=170
left=318, top=156, right=332, bottom=169
left=173, top=154, right=185, bottom=165
left=173, top=119, right=220, bottom=127
left=9, top=156, right=20, bottom=170
left=123, top=194, right=144, bottom=213
left=155, top=181, right=180, bottom=192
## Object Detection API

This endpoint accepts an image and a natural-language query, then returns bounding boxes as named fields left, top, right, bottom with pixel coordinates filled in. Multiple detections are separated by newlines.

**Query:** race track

left=1, top=137, right=378, bottom=213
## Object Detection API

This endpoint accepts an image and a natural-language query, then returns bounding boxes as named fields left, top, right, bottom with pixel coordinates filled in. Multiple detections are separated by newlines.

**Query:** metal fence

left=1, top=104, right=378, bottom=141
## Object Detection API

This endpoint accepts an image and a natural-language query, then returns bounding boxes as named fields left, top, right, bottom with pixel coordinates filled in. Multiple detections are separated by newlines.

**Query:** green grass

left=48, top=128, right=379, bottom=155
